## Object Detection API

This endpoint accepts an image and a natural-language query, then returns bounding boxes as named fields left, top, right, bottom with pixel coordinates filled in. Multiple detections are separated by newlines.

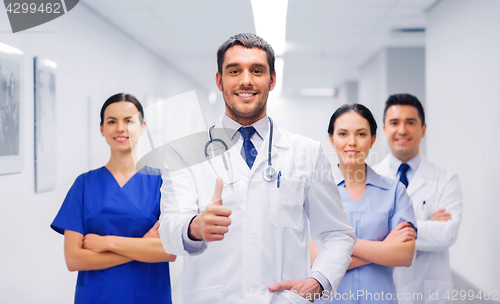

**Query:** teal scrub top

left=51, top=166, right=172, bottom=304
left=321, top=165, right=417, bottom=304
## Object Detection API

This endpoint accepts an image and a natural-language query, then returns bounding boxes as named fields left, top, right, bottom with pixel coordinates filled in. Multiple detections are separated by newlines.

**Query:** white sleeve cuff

left=309, top=271, right=332, bottom=293
left=181, top=216, right=207, bottom=254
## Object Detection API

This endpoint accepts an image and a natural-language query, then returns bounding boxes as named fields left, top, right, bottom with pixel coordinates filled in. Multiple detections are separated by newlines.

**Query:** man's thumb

left=211, top=177, right=223, bottom=205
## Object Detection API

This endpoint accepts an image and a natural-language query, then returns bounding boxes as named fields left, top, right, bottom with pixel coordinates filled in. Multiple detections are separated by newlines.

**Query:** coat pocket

left=270, top=177, right=305, bottom=229
left=282, top=290, right=313, bottom=304
left=183, top=285, right=223, bottom=303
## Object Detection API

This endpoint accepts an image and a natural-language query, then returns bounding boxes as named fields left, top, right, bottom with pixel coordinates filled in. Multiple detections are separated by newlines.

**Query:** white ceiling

left=81, top=0, right=436, bottom=97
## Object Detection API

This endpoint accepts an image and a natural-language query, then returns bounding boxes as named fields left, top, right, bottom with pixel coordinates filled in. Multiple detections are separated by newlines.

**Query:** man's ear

left=269, top=71, right=276, bottom=91
left=216, top=71, right=223, bottom=92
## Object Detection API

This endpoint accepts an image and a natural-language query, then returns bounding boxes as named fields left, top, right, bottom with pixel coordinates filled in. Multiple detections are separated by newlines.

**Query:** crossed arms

left=64, top=221, right=176, bottom=272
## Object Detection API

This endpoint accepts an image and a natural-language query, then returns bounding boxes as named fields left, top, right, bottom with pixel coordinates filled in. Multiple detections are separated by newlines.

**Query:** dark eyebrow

left=224, top=63, right=268, bottom=70
left=224, top=63, right=239, bottom=70
left=406, top=118, right=418, bottom=121
left=106, top=116, right=134, bottom=120
left=357, top=128, right=369, bottom=132
left=253, top=63, right=267, bottom=69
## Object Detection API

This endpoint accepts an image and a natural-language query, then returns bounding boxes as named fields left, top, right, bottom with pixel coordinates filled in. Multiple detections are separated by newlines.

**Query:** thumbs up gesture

left=188, top=177, right=232, bottom=242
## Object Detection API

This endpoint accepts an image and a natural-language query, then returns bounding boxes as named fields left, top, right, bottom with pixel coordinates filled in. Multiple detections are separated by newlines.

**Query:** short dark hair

left=100, top=93, right=144, bottom=125
left=217, top=33, right=275, bottom=75
left=383, top=93, right=425, bottom=126
left=328, top=103, right=377, bottom=137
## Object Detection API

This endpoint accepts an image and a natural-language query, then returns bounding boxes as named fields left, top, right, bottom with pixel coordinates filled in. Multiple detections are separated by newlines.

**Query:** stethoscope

left=204, top=116, right=279, bottom=187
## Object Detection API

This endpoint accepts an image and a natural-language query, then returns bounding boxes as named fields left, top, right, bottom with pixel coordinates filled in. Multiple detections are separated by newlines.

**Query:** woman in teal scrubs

left=51, top=93, right=175, bottom=304
left=314, top=104, right=417, bottom=303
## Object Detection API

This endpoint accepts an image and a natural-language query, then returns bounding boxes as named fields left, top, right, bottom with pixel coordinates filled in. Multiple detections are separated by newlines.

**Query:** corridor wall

left=0, top=4, right=204, bottom=303
left=426, top=0, right=500, bottom=292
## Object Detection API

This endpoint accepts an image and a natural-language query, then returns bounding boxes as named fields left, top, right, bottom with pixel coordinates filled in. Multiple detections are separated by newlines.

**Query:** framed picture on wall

left=0, top=43, right=24, bottom=175
left=34, top=57, right=57, bottom=193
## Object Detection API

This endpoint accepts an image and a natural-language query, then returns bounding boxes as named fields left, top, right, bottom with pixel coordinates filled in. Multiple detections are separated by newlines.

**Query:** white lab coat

left=373, top=155, right=463, bottom=304
left=159, top=122, right=356, bottom=304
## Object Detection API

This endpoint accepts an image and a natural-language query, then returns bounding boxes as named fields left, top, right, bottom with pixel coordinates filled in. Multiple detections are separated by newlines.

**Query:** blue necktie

left=399, top=163, right=410, bottom=188
left=239, top=126, right=257, bottom=169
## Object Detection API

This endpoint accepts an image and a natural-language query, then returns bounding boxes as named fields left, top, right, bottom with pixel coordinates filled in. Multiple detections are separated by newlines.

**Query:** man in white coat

left=159, top=33, right=356, bottom=304
left=373, top=94, right=463, bottom=304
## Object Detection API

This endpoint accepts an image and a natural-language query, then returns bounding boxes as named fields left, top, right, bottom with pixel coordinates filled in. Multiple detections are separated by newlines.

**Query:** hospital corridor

left=0, top=0, right=498, bottom=303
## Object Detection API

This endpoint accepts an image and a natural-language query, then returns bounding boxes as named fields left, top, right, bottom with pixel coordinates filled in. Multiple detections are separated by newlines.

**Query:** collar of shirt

left=388, top=153, right=422, bottom=183
left=333, top=164, right=390, bottom=190
left=221, top=114, right=269, bottom=152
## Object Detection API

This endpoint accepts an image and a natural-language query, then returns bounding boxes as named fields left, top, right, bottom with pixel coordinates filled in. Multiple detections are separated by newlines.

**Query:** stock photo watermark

left=3, top=0, right=79, bottom=33
left=130, top=90, right=381, bottom=189
left=290, top=289, right=499, bottom=302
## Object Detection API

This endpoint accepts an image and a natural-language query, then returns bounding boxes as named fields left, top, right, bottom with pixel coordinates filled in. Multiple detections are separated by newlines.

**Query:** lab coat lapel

left=407, top=157, right=433, bottom=196
left=250, top=124, right=288, bottom=178
left=211, top=120, right=251, bottom=179
left=229, top=143, right=251, bottom=178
